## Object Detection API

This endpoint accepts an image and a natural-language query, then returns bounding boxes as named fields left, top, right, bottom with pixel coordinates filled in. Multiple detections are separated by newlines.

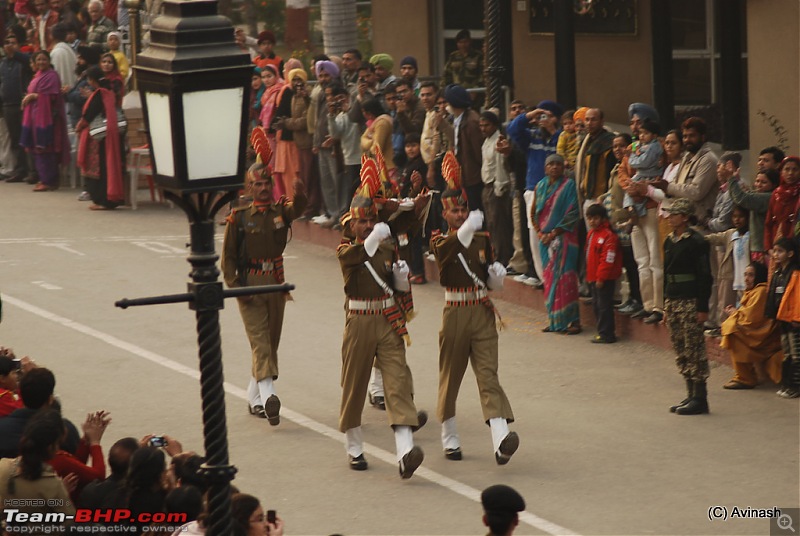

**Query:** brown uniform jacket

left=431, top=231, right=493, bottom=288
left=337, top=240, right=397, bottom=299
left=221, top=192, right=308, bottom=288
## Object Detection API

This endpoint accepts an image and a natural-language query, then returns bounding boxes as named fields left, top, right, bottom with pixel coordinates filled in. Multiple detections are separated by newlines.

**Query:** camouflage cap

left=666, top=198, right=694, bottom=216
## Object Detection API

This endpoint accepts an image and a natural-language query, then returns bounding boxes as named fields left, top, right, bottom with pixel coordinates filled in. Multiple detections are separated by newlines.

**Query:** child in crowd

left=585, top=204, right=622, bottom=343
left=0, top=352, right=23, bottom=417
left=704, top=205, right=750, bottom=336
left=556, top=110, right=578, bottom=171
left=663, top=198, right=712, bottom=415
left=106, top=32, right=129, bottom=80
left=624, top=119, right=664, bottom=220
left=769, top=237, right=800, bottom=398
left=397, top=133, right=427, bottom=284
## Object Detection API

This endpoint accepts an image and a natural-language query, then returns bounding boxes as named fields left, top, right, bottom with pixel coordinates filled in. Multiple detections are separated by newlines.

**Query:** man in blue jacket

left=506, top=99, right=562, bottom=285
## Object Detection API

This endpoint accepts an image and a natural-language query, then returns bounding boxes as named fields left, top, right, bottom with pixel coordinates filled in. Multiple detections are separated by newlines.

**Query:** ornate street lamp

left=115, top=2, right=293, bottom=535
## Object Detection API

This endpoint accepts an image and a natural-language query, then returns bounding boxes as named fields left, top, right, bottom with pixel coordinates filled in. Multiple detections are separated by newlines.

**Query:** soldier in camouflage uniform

left=221, top=162, right=307, bottom=426
left=662, top=198, right=713, bottom=415
left=441, top=29, right=484, bottom=93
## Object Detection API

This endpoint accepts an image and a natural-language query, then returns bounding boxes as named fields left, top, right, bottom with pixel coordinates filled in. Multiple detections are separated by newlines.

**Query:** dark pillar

left=553, top=0, right=576, bottom=110
left=650, top=0, right=674, bottom=130
left=717, top=0, right=746, bottom=149
left=484, top=0, right=504, bottom=111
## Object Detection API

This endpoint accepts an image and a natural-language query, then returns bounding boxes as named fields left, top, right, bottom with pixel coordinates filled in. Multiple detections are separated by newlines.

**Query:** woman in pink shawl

left=258, top=63, right=286, bottom=199
left=20, top=50, right=71, bottom=192
left=75, top=66, right=124, bottom=210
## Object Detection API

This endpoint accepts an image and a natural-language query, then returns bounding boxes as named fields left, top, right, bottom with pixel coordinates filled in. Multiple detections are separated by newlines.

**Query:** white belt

left=348, top=298, right=394, bottom=312
left=444, top=289, right=487, bottom=302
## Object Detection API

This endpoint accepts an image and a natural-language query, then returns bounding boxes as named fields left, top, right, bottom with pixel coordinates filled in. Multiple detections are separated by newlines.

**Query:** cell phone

left=266, top=510, right=276, bottom=524
left=149, top=436, right=168, bottom=447
left=539, top=113, right=548, bottom=122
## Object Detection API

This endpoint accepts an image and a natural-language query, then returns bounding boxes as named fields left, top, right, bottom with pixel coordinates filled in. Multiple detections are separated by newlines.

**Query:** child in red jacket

left=586, top=204, right=623, bottom=343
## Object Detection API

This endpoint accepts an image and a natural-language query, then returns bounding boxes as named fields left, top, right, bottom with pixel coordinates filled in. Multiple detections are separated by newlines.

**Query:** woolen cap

left=536, top=99, right=563, bottom=118
left=400, top=55, right=417, bottom=70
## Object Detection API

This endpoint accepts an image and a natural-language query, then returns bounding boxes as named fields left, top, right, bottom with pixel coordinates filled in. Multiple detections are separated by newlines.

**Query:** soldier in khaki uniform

left=221, top=160, right=307, bottom=426
left=431, top=151, right=518, bottom=465
left=337, top=159, right=425, bottom=479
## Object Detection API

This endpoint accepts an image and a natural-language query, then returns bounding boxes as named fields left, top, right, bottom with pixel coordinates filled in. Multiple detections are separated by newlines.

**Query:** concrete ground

left=0, top=185, right=797, bottom=535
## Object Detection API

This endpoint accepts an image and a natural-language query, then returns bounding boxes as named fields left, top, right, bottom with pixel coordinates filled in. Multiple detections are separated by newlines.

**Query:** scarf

left=77, top=87, right=124, bottom=202
left=259, top=76, right=286, bottom=131
left=766, top=178, right=800, bottom=249
left=21, top=69, right=65, bottom=153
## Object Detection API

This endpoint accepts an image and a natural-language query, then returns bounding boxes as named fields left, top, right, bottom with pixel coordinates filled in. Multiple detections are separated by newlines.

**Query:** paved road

left=1, top=185, right=798, bottom=535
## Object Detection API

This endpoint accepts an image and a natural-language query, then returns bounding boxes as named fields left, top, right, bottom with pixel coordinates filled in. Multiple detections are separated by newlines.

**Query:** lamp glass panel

left=182, top=88, right=244, bottom=181
left=144, top=92, right=175, bottom=177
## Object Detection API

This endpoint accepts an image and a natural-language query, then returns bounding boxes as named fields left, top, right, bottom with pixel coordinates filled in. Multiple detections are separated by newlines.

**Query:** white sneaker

left=311, top=215, right=329, bottom=225
left=77, top=191, right=91, bottom=201
left=513, top=274, right=529, bottom=283
left=524, top=276, right=542, bottom=287
left=779, top=388, right=800, bottom=399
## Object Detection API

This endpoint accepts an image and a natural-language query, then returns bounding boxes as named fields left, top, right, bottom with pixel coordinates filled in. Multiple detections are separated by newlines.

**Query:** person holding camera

left=327, top=82, right=362, bottom=223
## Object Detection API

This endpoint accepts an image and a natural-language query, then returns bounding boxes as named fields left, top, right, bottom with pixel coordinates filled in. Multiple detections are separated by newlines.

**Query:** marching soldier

left=431, top=151, right=518, bottom=464
left=337, top=158, right=425, bottom=478
left=221, top=129, right=307, bottom=426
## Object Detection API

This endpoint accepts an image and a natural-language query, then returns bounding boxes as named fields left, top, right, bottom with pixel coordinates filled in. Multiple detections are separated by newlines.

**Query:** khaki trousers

left=339, top=314, right=419, bottom=432
left=237, top=293, right=287, bottom=381
left=437, top=304, right=514, bottom=423
left=631, top=208, right=664, bottom=313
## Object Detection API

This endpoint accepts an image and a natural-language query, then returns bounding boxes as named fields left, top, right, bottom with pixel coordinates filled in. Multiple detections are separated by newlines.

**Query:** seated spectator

left=720, top=262, right=783, bottom=389
left=50, top=410, right=110, bottom=502
left=231, top=493, right=284, bottom=536
left=0, top=351, right=24, bottom=417
left=165, top=485, right=204, bottom=528
left=78, top=436, right=139, bottom=509
left=0, top=409, right=76, bottom=532
left=125, top=447, right=169, bottom=532
left=168, top=451, right=206, bottom=491
left=0, top=366, right=80, bottom=458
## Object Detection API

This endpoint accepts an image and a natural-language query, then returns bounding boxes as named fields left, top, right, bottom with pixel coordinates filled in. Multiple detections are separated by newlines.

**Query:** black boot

left=676, top=381, right=709, bottom=415
left=669, top=379, right=693, bottom=413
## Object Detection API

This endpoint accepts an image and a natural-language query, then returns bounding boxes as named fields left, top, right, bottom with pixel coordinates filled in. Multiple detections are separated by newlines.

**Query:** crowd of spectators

left=0, top=349, right=286, bottom=535
left=234, top=28, right=800, bottom=399
left=0, top=0, right=127, bottom=209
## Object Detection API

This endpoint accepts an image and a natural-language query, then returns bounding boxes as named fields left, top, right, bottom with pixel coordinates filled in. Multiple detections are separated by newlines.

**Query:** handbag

left=89, top=109, right=128, bottom=140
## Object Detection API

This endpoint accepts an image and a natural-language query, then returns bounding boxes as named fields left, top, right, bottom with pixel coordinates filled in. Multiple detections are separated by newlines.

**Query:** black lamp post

left=115, top=2, right=293, bottom=535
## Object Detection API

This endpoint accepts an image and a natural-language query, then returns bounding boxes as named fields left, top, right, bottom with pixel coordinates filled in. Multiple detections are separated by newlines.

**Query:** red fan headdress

left=441, top=151, right=467, bottom=210
left=349, top=158, right=380, bottom=219
left=250, top=127, right=273, bottom=167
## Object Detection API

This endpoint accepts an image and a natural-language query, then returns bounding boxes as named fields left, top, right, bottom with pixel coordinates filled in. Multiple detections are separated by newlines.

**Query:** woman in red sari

left=75, top=66, right=124, bottom=210
left=20, top=50, right=71, bottom=192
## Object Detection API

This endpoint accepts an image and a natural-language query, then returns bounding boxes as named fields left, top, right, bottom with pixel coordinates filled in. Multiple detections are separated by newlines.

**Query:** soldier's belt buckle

left=262, top=261, right=274, bottom=271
